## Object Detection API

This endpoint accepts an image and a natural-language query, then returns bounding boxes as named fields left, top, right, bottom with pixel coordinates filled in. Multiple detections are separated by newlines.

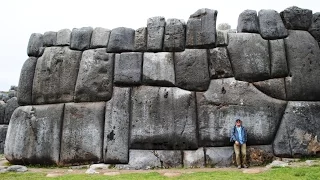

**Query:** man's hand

left=235, top=141, right=240, bottom=145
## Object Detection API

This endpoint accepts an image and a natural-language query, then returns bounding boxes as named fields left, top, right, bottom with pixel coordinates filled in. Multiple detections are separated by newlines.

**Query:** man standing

left=230, top=118, right=248, bottom=169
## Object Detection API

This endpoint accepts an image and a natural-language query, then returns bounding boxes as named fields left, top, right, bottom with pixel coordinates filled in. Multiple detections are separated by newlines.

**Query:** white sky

left=0, top=0, right=319, bottom=91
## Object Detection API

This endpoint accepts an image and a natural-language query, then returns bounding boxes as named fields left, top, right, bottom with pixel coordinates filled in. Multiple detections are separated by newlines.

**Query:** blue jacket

left=230, top=126, right=247, bottom=144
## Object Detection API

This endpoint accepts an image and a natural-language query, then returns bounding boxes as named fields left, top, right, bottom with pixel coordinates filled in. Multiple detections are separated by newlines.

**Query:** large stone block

left=284, top=30, right=320, bottom=100
left=155, top=150, right=183, bottom=168
left=237, top=10, right=259, bottom=33
left=163, top=18, right=185, bottom=51
left=56, top=29, right=71, bottom=46
left=258, top=9, right=288, bottom=40
left=217, top=23, right=231, bottom=30
left=228, top=33, right=270, bottom=82
left=130, top=86, right=197, bottom=150
left=115, top=150, right=161, bottom=169
left=216, top=29, right=236, bottom=47
left=70, top=27, right=93, bottom=50
left=186, top=8, right=217, bottom=48
left=174, top=49, right=210, bottom=91
left=147, top=17, right=165, bottom=51
left=197, top=78, right=287, bottom=146
left=60, top=102, right=105, bottom=165
left=205, top=147, right=234, bottom=167
left=4, top=97, right=19, bottom=124
left=273, top=102, right=320, bottom=157
left=183, top=148, right=205, bottom=168
left=107, top=27, right=135, bottom=52
left=309, top=13, right=320, bottom=42
left=75, top=48, right=114, bottom=102
left=253, top=78, right=286, bottom=100
left=143, top=52, right=175, bottom=86
left=0, top=125, right=8, bottom=154
left=114, top=52, right=142, bottom=85
left=104, top=87, right=130, bottom=164
left=134, top=27, right=147, bottom=51
left=43, top=31, right=57, bottom=47
left=27, top=33, right=44, bottom=57
left=280, top=6, right=312, bottom=30
left=247, top=145, right=274, bottom=166
left=4, top=104, right=64, bottom=165
left=32, top=47, right=82, bottom=104
left=17, top=57, right=37, bottom=105
left=90, top=27, right=110, bottom=48
left=269, top=39, right=288, bottom=78
left=0, top=101, right=5, bottom=124
left=208, top=47, right=233, bottom=79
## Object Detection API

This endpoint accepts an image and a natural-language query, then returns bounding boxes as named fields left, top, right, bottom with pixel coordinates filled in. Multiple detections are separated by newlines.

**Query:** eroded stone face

left=163, top=19, right=186, bottom=52
left=107, top=27, right=135, bottom=52
left=237, top=10, right=259, bottom=33
left=280, top=6, right=312, bottom=30
left=0, top=125, right=8, bottom=154
left=258, top=9, right=288, bottom=40
left=90, top=27, right=110, bottom=48
left=147, top=17, right=165, bottom=51
left=70, top=27, right=93, bottom=51
left=114, top=52, right=142, bottom=85
left=27, top=33, right=44, bottom=57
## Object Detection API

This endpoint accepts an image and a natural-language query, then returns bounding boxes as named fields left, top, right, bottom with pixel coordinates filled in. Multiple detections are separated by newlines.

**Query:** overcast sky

left=0, top=0, right=319, bottom=91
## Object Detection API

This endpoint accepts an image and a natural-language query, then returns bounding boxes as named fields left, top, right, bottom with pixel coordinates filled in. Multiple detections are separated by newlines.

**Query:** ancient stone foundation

left=4, top=6, right=320, bottom=168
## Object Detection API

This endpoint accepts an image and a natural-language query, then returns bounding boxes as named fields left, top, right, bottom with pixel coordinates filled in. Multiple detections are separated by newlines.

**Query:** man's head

left=235, top=119, right=242, bottom=127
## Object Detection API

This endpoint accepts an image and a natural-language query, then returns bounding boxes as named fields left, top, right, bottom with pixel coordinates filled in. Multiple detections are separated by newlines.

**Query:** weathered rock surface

left=253, top=78, right=286, bottom=100
left=228, top=33, right=270, bottom=82
left=114, top=52, right=142, bottom=85
left=115, top=150, right=161, bottom=169
left=183, top=148, right=205, bottom=168
left=308, top=13, right=320, bottom=42
left=4, top=104, right=64, bottom=165
left=70, top=27, right=93, bottom=50
left=155, top=150, right=183, bottom=168
left=284, top=30, right=320, bottom=100
left=56, top=29, right=71, bottom=46
left=147, top=17, right=165, bottom=51
left=32, top=47, right=82, bottom=104
left=130, top=86, right=197, bottom=150
left=0, top=101, right=5, bottom=124
left=27, top=33, right=44, bottom=57
left=163, top=19, right=185, bottom=51
left=216, top=29, right=236, bottom=46
left=17, top=57, right=37, bottom=105
left=75, top=49, right=114, bottom=102
left=104, top=87, right=130, bottom=164
left=60, top=102, right=105, bottom=165
left=258, top=9, right=288, bottom=40
left=197, top=78, right=287, bottom=146
left=90, top=27, right=110, bottom=48
left=208, top=47, right=233, bottom=79
left=273, top=101, right=320, bottom=157
left=269, top=39, right=288, bottom=78
left=217, top=23, right=231, bottom=30
left=134, top=27, right=147, bottom=51
left=0, top=125, right=8, bottom=154
left=43, top=31, right=57, bottom=47
left=175, top=49, right=210, bottom=91
left=237, top=10, right=259, bottom=33
left=206, top=147, right=233, bottom=167
left=6, top=165, right=28, bottom=172
left=247, top=145, right=274, bottom=166
left=143, top=52, right=175, bottom=86
left=280, top=6, right=312, bottom=30
left=4, top=97, right=19, bottom=124
left=107, top=27, right=135, bottom=52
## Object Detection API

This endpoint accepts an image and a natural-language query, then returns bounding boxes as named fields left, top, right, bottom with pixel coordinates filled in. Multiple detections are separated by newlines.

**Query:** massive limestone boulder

left=134, top=27, right=147, bottom=51
left=280, top=6, right=312, bottom=30
left=116, top=150, right=161, bottom=169
left=183, top=148, right=205, bottom=168
left=247, top=145, right=274, bottom=166
left=32, top=47, right=82, bottom=104
left=143, top=52, right=175, bottom=86
left=284, top=30, right=320, bottom=100
left=269, top=39, right=288, bottom=78
left=197, top=78, right=287, bottom=146
left=27, top=33, right=44, bottom=57
left=0, top=125, right=7, bottom=154
left=56, top=29, right=71, bottom=46
left=4, top=104, right=64, bottom=165
left=228, top=33, right=270, bottom=82
left=4, top=97, right=19, bottom=124
left=17, top=57, right=37, bottom=105
left=75, top=49, right=114, bottom=102
left=208, top=47, right=233, bottom=79
left=107, top=27, right=135, bottom=52
left=163, top=18, right=186, bottom=52
left=43, top=31, right=57, bottom=47
left=70, top=27, right=93, bottom=51
left=60, top=102, right=105, bottom=165
left=253, top=78, right=287, bottom=100
left=0, top=101, right=5, bottom=124
left=308, top=12, right=320, bottom=42
left=130, top=86, right=197, bottom=150
left=273, top=101, right=320, bottom=157
left=90, top=27, right=110, bottom=48
left=205, top=147, right=233, bottom=167
left=147, top=17, right=165, bottom=51
left=237, top=10, right=259, bottom=33
left=186, top=8, right=217, bottom=48
left=216, top=29, right=236, bottom=47
left=258, top=10, right=288, bottom=40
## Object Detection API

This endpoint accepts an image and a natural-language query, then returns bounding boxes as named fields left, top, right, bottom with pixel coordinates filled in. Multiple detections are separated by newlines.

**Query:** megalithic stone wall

left=4, top=6, right=320, bottom=168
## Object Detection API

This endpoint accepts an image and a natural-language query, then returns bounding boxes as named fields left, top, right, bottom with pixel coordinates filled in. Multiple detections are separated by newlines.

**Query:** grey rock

left=0, top=101, right=5, bottom=124
left=104, top=87, right=130, bottom=164
left=4, top=97, right=19, bottom=124
left=147, top=16, right=165, bottom=51
left=143, top=52, right=175, bottom=86
left=155, top=150, right=183, bottom=168
left=163, top=18, right=186, bottom=52
left=8, top=91, right=16, bottom=99
left=4, top=104, right=64, bottom=165
left=0, top=125, right=8, bottom=154
left=309, top=12, right=320, bottom=42
left=208, top=47, right=233, bottom=79
left=174, top=49, right=210, bottom=91
left=186, top=8, right=217, bottom=48
left=6, top=165, right=27, bottom=172
left=75, top=48, right=114, bottom=102
left=115, top=150, right=161, bottom=170
left=70, top=27, right=93, bottom=50
left=130, top=86, right=197, bottom=150
left=32, top=47, right=82, bottom=104
left=216, top=30, right=231, bottom=46
left=90, top=27, right=111, bottom=48
left=27, top=33, right=44, bottom=57
left=134, top=27, right=147, bottom=51
left=17, top=57, right=37, bottom=105
left=114, top=52, right=142, bottom=85
left=10, top=86, right=18, bottom=91
left=56, top=29, right=71, bottom=46
left=284, top=30, right=320, bottom=100
left=280, top=6, right=312, bottom=30
left=273, top=101, right=320, bottom=157
left=85, top=168, right=98, bottom=174
left=237, top=10, right=259, bottom=33
left=183, top=148, right=205, bottom=168
left=266, top=160, right=289, bottom=168
left=253, top=78, right=287, bottom=100
left=60, top=102, right=105, bottom=165
left=107, top=27, right=135, bottom=52
left=205, top=147, right=233, bottom=167
left=43, top=31, right=57, bottom=47
left=228, top=33, right=270, bottom=82
left=258, top=9, right=288, bottom=40
left=90, top=164, right=110, bottom=170
left=197, top=78, right=287, bottom=146
left=217, top=23, right=231, bottom=30
left=247, top=145, right=274, bottom=166
left=269, top=39, right=288, bottom=78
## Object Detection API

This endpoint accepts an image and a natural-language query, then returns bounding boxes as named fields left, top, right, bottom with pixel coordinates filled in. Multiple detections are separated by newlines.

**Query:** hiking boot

left=237, top=165, right=241, bottom=169
left=243, top=165, right=248, bottom=168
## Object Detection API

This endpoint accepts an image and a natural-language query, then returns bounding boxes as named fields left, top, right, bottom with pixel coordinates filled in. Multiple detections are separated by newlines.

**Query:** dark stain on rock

left=107, top=130, right=115, bottom=141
